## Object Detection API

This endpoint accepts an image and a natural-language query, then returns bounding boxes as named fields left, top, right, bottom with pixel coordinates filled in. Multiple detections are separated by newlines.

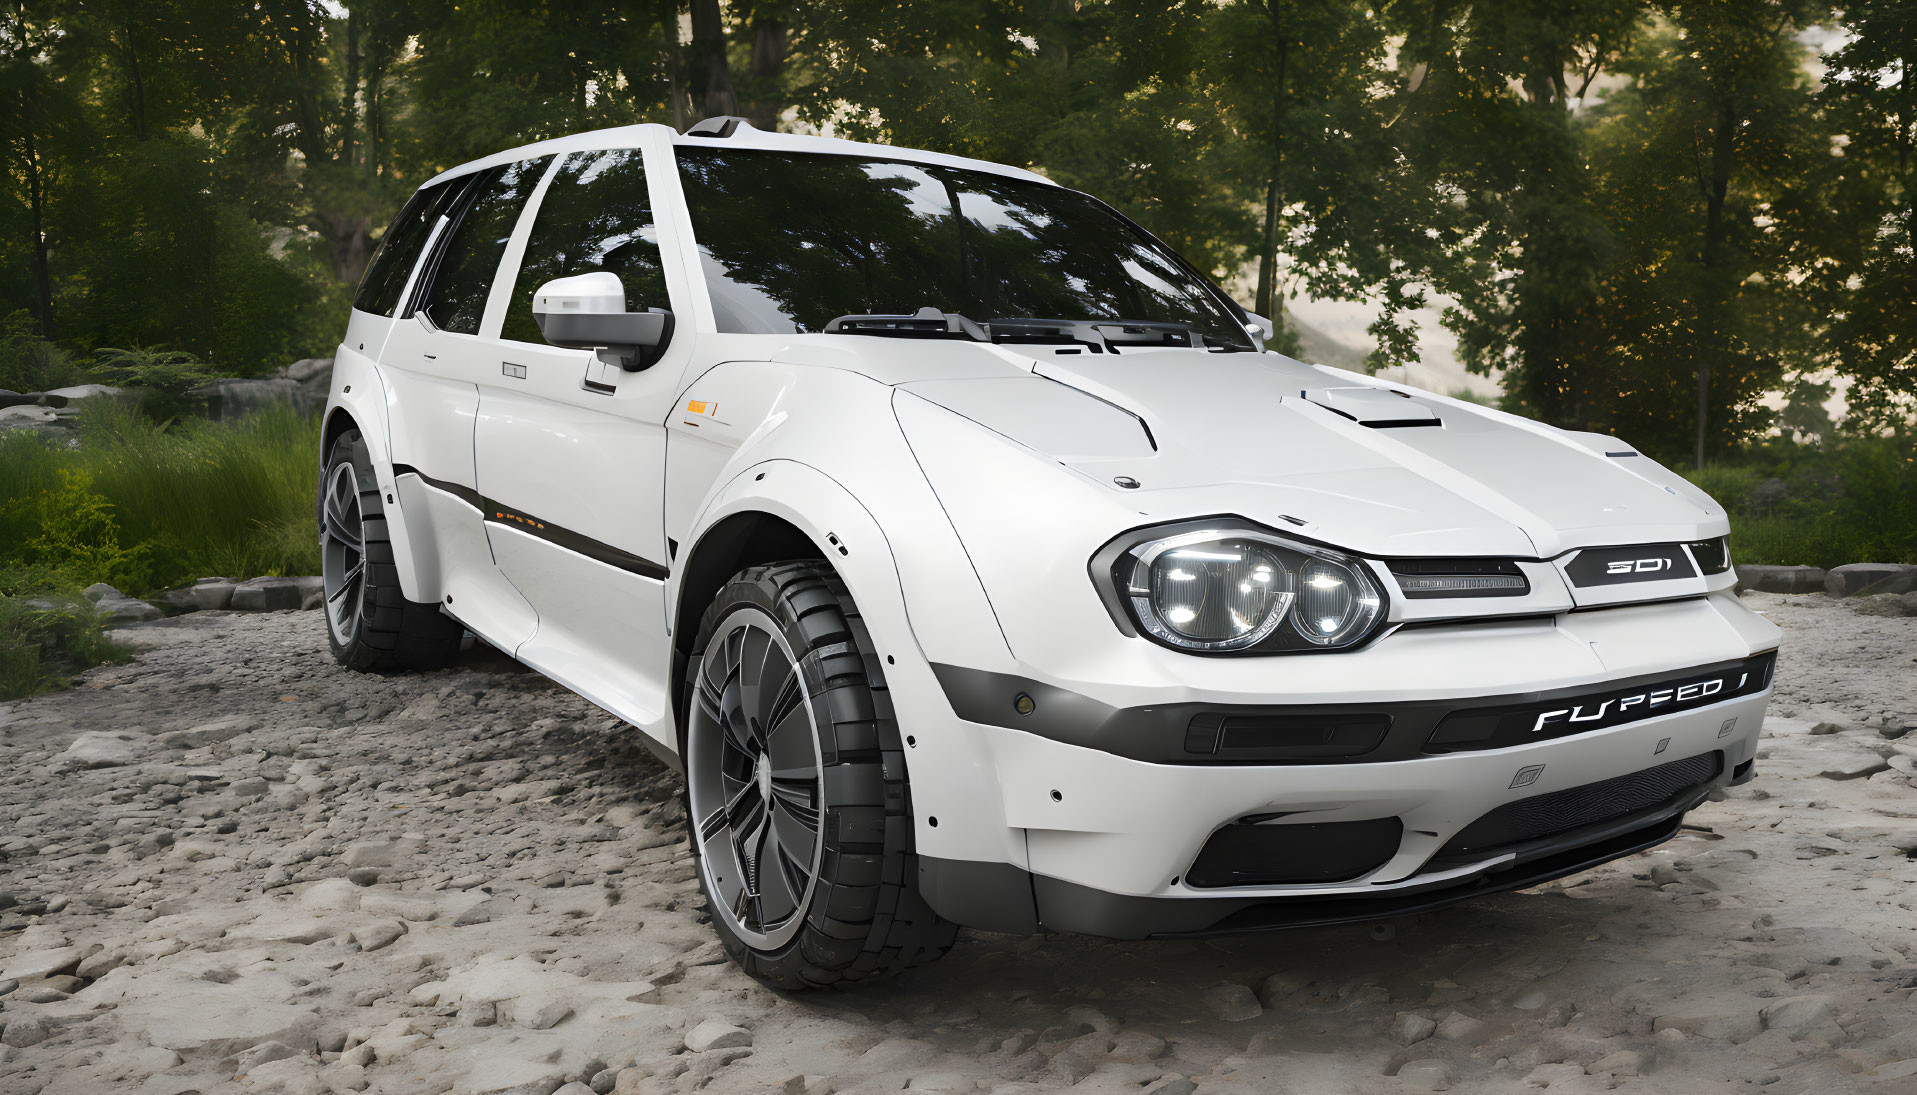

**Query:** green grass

left=0, top=594, right=133, bottom=700
left=1685, top=435, right=1917, bottom=569
left=0, top=399, right=321, bottom=595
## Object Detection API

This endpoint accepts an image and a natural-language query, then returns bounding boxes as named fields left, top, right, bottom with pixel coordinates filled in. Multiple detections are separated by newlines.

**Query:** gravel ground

left=0, top=592, right=1913, bottom=1095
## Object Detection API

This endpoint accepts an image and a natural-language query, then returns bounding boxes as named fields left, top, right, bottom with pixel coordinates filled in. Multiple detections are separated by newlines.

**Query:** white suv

left=321, top=117, right=1780, bottom=988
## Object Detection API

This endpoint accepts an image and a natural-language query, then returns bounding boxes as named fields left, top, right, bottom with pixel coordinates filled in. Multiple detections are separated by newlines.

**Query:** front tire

left=684, top=562, right=957, bottom=987
left=319, top=428, right=464, bottom=671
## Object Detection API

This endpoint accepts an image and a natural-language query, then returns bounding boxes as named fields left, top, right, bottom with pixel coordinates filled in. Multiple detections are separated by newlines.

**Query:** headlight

left=1103, top=523, right=1386, bottom=653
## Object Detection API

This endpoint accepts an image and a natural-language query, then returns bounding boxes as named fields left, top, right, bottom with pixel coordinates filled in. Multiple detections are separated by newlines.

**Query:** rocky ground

left=0, top=593, right=1912, bottom=1095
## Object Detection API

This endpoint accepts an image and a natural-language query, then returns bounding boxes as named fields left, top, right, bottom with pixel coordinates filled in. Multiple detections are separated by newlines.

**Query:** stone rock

left=298, top=878, right=363, bottom=911
left=97, top=594, right=163, bottom=626
left=160, top=715, right=254, bottom=748
left=1434, top=1011, right=1486, bottom=1042
left=1810, top=721, right=1846, bottom=735
left=1202, top=982, right=1263, bottom=1021
left=685, top=1018, right=752, bottom=1052
left=281, top=358, right=334, bottom=383
left=1759, top=995, right=1841, bottom=1042
left=349, top=920, right=406, bottom=952
left=1813, top=747, right=1892, bottom=781
left=153, top=588, right=200, bottom=615
left=1588, top=1050, right=1641, bottom=1077
left=522, top=998, right=574, bottom=1030
left=190, top=377, right=324, bottom=420
left=56, top=731, right=151, bottom=769
left=342, top=834, right=424, bottom=868
left=229, top=776, right=270, bottom=798
left=235, top=1040, right=303, bottom=1074
left=112, top=976, right=319, bottom=1060
left=1522, top=1063, right=1586, bottom=1088
left=231, top=576, right=310, bottom=612
left=1, top=1017, right=54, bottom=1048
left=1825, top=562, right=1917, bottom=597
left=1851, top=592, right=1917, bottom=617
left=452, top=894, right=516, bottom=926
left=1735, top=565, right=1827, bottom=594
left=1389, top=1012, right=1438, bottom=1046
left=44, top=383, right=123, bottom=401
left=0, top=946, right=82, bottom=982
left=552, top=1085, right=596, bottom=1095
left=190, top=578, right=239, bottom=610
left=1651, top=990, right=1765, bottom=1041
left=1398, top=1058, right=1455, bottom=1091
left=83, top=582, right=124, bottom=603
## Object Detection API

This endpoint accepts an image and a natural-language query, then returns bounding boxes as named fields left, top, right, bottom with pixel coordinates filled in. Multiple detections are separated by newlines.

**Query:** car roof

left=418, top=120, right=1056, bottom=192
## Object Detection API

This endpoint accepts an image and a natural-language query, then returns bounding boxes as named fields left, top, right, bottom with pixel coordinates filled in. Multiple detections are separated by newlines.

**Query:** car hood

left=780, top=339, right=1727, bottom=558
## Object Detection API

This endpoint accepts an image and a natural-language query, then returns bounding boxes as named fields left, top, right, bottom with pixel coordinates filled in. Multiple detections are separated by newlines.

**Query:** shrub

left=88, top=345, right=220, bottom=424
left=0, top=311, right=83, bottom=393
left=0, top=594, right=132, bottom=701
left=1686, top=434, right=1917, bottom=569
left=0, top=400, right=321, bottom=595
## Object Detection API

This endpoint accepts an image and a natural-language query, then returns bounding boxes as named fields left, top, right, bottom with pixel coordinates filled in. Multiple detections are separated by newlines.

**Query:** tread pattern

left=687, top=561, right=958, bottom=988
left=324, top=429, right=465, bottom=672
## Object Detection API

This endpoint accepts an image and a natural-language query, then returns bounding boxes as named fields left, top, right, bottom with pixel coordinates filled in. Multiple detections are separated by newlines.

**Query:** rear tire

left=320, top=428, right=464, bottom=671
left=683, top=561, right=957, bottom=988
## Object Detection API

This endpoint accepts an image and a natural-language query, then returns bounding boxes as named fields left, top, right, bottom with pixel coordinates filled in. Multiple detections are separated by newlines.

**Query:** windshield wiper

left=822, top=306, right=989, bottom=341
left=987, top=317, right=1242, bottom=352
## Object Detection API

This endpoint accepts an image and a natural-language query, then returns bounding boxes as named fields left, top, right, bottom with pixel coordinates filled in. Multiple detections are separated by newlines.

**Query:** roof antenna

left=684, top=116, right=751, bottom=138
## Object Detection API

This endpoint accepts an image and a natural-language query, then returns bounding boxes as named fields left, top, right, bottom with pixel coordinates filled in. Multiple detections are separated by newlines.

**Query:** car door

left=380, top=155, right=551, bottom=654
left=471, top=138, right=696, bottom=741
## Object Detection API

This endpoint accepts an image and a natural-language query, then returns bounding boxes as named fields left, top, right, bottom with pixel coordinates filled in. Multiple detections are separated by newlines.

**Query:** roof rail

left=683, top=116, right=752, bottom=139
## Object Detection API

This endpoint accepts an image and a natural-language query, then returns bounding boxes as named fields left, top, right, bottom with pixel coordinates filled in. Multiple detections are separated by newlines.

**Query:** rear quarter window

left=353, top=179, right=464, bottom=317
left=415, top=156, right=552, bottom=335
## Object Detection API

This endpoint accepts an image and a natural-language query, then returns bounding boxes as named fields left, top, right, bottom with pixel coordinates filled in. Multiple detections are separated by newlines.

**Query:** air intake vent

left=1302, top=386, right=1442, bottom=428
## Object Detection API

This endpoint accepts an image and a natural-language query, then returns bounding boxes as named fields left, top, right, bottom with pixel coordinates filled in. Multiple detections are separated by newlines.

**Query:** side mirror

left=1240, top=310, right=1274, bottom=342
left=532, top=271, right=674, bottom=371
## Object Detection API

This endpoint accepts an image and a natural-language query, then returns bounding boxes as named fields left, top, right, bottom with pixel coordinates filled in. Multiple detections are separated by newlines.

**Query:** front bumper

left=908, top=657, right=1771, bottom=939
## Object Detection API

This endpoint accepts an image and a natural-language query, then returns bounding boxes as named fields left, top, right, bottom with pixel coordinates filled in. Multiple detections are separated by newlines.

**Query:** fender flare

left=671, top=458, right=1027, bottom=873
left=320, top=350, right=433, bottom=603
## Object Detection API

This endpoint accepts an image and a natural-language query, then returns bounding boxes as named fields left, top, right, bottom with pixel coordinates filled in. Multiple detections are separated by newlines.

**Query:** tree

left=1815, top=0, right=1914, bottom=427
left=0, top=1, right=86, bottom=339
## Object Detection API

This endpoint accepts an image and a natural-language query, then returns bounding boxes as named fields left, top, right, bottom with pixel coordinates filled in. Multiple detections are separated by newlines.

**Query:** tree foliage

left=0, top=0, right=1907, bottom=464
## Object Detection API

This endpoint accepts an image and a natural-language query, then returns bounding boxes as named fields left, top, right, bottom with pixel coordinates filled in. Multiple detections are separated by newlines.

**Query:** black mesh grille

left=1436, top=752, right=1722, bottom=863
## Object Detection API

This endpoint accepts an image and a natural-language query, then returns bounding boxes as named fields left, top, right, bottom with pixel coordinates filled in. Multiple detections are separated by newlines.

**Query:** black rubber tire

left=321, top=428, right=465, bottom=672
left=684, top=561, right=958, bottom=988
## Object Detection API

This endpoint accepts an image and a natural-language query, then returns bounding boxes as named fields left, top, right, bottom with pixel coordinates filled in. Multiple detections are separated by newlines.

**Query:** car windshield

left=674, top=147, right=1252, bottom=349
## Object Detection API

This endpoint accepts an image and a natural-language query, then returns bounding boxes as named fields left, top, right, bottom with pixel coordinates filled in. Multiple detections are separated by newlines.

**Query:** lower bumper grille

left=1186, top=817, right=1403, bottom=888
left=1434, top=751, right=1722, bottom=865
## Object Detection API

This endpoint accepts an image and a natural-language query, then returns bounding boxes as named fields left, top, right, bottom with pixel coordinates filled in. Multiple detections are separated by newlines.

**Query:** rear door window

left=352, top=179, right=464, bottom=317
left=500, top=149, right=669, bottom=346
left=415, top=156, right=552, bottom=335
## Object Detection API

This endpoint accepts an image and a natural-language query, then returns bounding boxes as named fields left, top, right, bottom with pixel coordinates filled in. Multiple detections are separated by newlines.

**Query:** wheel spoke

left=737, top=627, right=776, bottom=745
left=326, top=562, right=362, bottom=604
left=764, top=701, right=815, bottom=775
left=769, top=796, right=818, bottom=870
left=756, top=837, right=802, bottom=924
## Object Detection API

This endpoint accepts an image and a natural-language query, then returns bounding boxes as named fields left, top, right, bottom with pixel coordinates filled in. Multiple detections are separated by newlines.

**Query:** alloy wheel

left=687, top=606, right=825, bottom=951
left=320, top=460, right=366, bottom=646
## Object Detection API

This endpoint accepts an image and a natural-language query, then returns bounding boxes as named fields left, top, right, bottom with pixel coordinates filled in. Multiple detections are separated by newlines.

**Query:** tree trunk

left=1696, top=99, right=1737, bottom=469
left=744, top=18, right=786, bottom=129
left=22, top=95, right=53, bottom=339
left=122, top=18, right=146, bottom=141
left=1256, top=176, right=1279, bottom=318
left=341, top=10, right=359, bottom=166
left=667, top=14, right=686, bottom=130
left=688, top=0, right=736, bottom=119
left=1254, top=35, right=1289, bottom=321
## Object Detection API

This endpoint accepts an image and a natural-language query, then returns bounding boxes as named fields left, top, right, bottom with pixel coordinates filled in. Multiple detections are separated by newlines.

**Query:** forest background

left=0, top=1, right=1912, bottom=695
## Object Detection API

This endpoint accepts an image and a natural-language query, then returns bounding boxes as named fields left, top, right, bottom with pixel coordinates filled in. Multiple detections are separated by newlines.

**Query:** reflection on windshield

left=675, top=148, right=1248, bottom=348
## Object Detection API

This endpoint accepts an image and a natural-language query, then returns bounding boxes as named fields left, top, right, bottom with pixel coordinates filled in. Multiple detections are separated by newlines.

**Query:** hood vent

left=1303, top=386, right=1442, bottom=429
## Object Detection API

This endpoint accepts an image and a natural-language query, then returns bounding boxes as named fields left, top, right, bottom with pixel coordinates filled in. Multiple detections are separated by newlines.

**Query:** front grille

left=1433, top=752, right=1722, bottom=865
left=1186, top=817, right=1403, bottom=888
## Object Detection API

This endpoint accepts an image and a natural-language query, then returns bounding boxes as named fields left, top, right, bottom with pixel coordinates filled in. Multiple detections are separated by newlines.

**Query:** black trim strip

left=931, top=651, right=1775, bottom=765
left=391, top=463, right=670, bottom=581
